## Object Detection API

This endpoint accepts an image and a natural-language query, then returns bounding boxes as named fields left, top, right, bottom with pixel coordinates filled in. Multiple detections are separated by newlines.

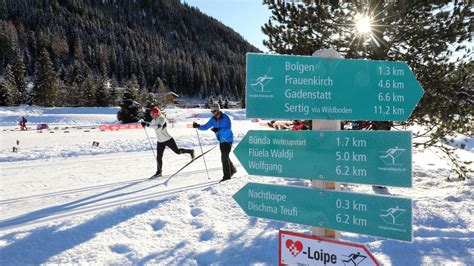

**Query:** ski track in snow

left=0, top=106, right=473, bottom=265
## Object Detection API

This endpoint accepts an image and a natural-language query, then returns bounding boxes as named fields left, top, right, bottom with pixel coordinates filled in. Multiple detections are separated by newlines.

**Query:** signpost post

left=246, top=53, right=424, bottom=121
left=233, top=182, right=413, bottom=242
left=309, top=49, right=344, bottom=241
left=234, top=130, right=412, bottom=187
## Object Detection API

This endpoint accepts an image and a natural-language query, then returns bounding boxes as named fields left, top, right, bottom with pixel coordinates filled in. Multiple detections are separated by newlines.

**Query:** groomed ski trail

left=0, top=166, right=222, bottom=205
left=0, top=167, right=220, bottom=231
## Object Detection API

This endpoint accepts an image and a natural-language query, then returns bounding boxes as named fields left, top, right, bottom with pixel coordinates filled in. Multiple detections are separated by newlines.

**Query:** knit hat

left=210, top=103, right=220, bottom=113
left=150, top=107, right=161, bottom=116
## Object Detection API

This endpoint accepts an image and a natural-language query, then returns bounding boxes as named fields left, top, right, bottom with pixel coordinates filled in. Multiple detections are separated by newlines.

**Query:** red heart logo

left=285, top=239, right=303, bottom=257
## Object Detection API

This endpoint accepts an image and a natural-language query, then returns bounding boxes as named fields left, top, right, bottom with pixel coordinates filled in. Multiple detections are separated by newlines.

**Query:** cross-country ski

left=163, top=145, right=217, bottom=181
left=148, top=145, right=216, bottom=181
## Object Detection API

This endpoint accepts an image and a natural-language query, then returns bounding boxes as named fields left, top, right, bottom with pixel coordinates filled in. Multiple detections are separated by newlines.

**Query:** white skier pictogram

left=250, top=75, right=273, bottom=92
left=379, top=146, right=405, bottom=165
left=380, top=206, right=406, bottom=225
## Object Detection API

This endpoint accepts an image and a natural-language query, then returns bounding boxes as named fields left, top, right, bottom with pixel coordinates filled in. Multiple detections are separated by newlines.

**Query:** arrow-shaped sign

left=233, top=130, right=412, bottom=187
left=279, top=230, right=379, bottom=266
left=246, top=53, right=424, bottom=121
left=233, top=182, right=413, bottom=241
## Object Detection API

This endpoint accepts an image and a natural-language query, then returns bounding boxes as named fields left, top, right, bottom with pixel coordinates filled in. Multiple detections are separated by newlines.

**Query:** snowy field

left=0, top=105, right=473, bottom=265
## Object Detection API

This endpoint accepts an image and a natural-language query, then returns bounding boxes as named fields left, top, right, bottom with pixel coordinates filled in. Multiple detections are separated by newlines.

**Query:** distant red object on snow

left=36, top=123, right=49, bottom=130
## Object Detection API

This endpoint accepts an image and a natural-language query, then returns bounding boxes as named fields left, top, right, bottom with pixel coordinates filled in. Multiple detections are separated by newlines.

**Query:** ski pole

left=143, top=125, right=156, bottom=159
left=195, top=128, right=211, bottom=180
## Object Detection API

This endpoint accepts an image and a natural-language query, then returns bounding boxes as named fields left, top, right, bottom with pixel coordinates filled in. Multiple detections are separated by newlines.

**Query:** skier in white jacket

left=141, top=107, right=194, bottom=178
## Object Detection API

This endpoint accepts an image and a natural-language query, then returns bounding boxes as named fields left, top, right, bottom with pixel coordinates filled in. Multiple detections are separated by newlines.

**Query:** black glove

left=192, top=122, right=200, bottom=128
left=211, top=127, right=220, bottom=133
left=139, top=120, right=147, bottom=127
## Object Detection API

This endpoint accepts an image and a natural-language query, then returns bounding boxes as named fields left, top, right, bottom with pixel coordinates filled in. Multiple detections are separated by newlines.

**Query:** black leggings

left=220, top=142, right=235, bottom=179
left=156, top=138, right=192, bottom=174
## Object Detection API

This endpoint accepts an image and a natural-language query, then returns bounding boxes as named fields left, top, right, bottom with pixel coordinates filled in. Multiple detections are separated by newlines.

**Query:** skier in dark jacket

left=141, top=107, right=195, bottom=178
left=193, top=103, right=236, bottom=182
left=19, top=116, right=27, bottom=130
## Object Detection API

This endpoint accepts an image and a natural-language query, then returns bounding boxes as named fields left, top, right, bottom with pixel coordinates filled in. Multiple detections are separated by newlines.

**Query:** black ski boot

left=150, top=172, right=162, bottom=179
left=219, top=177, right=231, bottom=183
left=230, top=167, right=237, bottom=177
left=180, top=149, right=195, bottom=160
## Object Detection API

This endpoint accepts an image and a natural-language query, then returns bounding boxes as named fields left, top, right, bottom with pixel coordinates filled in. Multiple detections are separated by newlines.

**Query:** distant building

left=156, top=92, right=179, bottom=105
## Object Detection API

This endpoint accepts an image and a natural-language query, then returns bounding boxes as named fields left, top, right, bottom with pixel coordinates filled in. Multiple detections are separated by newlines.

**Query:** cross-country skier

left=141, top=107, right=195, bottom=178
left=19, top=116, right=27, bottom=130
left=193, top=103, right=236, bottom=183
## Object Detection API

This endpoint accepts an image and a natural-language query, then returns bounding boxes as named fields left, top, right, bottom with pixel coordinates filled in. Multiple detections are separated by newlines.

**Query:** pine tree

left=117, top=76, right=141, bottom=123
left=262, top=0, right=473, bottom=179
left=82, top=74, right=96, bottom=106
left=2, top=64, right=17, bottom=105
left=31, top=49, right=57, bottom=107
left=0, top=79, right=14, bottom=106
left=152, top=76, right=167, bottom=93
left=0, top=20, right=17, bottom=70
left=138, top=87, right=149, bottom=106
left=69, top=60, right=85, bottom=85
left=0, top=64, right=15, bottom=106
left=95, top=76, right=110, bottom=107
left=55, top=79, right=69, bottom=106
left=109, top=79, right=119, bottom=106
left=64, top=82, right=83, bottom=107
left=12, top=48, right=27, bottom=104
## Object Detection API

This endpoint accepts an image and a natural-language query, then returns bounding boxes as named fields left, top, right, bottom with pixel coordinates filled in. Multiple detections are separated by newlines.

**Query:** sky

left=183, top=0, right=271, bottom=51
left=183, top=1, right=473, bottom=62
left=0, top=106, right=473, bottom=264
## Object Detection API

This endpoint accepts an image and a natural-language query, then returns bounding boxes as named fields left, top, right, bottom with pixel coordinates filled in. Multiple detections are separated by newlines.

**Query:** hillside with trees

left=0, top=0, right=258, bottom=107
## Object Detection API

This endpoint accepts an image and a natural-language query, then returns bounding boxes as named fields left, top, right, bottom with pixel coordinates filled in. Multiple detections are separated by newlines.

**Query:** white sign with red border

left=279, top=230, right=379, bottom=266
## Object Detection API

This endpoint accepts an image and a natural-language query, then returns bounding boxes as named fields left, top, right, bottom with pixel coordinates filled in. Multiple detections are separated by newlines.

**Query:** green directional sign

left=233, top=130, right=412, bottom=187
left=246, top=53, right=424, bottom=121
left=233, top=182, right=412, bottom=241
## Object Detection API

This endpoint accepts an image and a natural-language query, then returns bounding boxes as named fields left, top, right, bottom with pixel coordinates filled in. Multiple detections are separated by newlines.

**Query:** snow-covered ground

left=0, top=105, right=472, bottom=265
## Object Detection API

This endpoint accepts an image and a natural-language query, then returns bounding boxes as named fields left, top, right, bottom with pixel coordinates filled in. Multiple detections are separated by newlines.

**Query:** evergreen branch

left=435, top=143, right=473, bottom=181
